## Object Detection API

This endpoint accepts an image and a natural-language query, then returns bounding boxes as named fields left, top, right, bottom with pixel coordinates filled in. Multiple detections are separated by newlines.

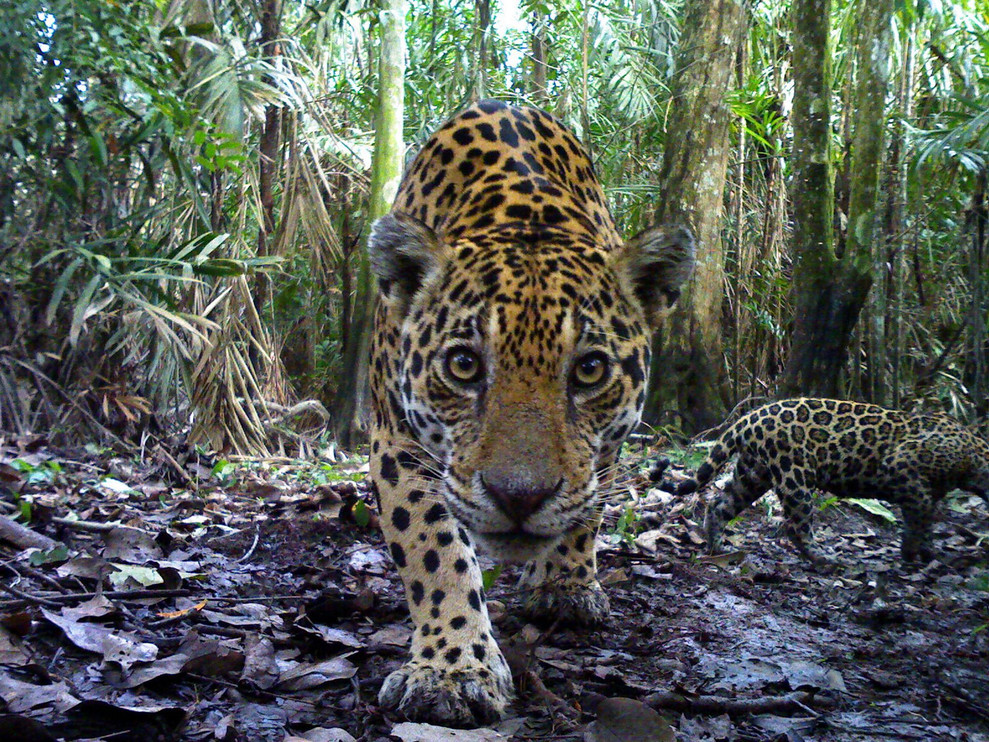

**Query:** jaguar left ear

left=368, top=211, right=449, bottom=314
left=614, top=224, right=696, bottom=327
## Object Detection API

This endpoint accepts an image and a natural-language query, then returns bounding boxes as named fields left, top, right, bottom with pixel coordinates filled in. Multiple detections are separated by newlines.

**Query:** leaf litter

left=0, top=435, right=987, bottom=740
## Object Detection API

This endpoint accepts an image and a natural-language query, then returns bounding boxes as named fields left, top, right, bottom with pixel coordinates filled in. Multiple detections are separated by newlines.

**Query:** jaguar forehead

left=485, top=300, right=578, bottom=377
left=442, top=247, right=615, bottom=368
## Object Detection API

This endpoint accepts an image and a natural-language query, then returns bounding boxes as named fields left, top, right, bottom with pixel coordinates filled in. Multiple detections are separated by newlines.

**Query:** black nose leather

left=481, top=474, right=562, bottom=523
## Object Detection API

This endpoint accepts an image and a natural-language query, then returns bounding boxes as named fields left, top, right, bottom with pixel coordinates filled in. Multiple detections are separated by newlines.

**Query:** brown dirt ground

left=1, top=438, right=988, bottom=741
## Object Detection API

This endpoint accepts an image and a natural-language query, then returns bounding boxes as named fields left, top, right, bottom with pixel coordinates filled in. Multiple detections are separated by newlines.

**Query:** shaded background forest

left=1, top=0, right=988, bottom=454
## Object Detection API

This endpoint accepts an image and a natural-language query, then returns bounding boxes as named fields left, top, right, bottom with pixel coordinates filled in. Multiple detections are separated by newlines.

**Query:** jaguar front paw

left=523, top=579, right=611, bottom=626
left=378, top=658, right=513, bottom=728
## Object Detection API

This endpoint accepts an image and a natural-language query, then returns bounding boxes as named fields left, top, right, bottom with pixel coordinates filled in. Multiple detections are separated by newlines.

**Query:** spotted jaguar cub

left=367, top=100, right=694, bottom=725
left=676, top=398, right=989, bottom=565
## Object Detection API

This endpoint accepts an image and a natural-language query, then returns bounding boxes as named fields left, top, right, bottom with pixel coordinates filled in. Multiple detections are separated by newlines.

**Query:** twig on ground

left=0, top=503, right=154, bottom=537
left=50, top=516, right=152, bottom=536
left=151, top=444, right=196, bottom=488
left=503, top=639, right=577, bottom=722
left=0, top=587, right=192, bottom=611
left=235, top=527, right=260, bottom=563
left=0, top=579, right=64, bottom=607
left=644, top=690, right=837, bottom=716
left=501, top=615, right=579, bottom=722
left=0, top=514, right=61, bottom=551
left=11, top=561, right=72, bottom=592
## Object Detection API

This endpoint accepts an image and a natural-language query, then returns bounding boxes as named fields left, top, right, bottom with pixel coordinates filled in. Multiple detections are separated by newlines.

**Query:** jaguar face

left=389, top=236, right=651, bottom=561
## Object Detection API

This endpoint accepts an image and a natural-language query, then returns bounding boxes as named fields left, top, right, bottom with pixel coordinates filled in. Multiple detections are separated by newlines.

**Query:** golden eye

left=446, top=348, right=484, bottom=384
left=572, top=352, right=609, bottom=389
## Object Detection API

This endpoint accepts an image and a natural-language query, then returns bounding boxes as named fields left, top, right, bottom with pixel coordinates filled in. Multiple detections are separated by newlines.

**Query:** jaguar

left=674, top=398, right=989, bottom=566
left=366, top=100, right=695, bottom=726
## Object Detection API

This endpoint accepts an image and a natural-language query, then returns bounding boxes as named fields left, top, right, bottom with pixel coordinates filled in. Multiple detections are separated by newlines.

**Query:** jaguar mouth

left=472, top=529, right=557, bottom=562
left=479, top=530, right=557, bottom=548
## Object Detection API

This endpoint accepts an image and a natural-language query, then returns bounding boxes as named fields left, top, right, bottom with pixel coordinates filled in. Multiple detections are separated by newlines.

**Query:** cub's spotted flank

left=678, top=398, right=989, bottom=566
left=367, top=100, right=694, bottom=726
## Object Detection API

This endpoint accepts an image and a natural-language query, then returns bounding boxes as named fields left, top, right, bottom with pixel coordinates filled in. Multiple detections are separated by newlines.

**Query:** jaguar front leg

left=518, top=457, right=612, bottom=627
left=373, top=442, right=513, bottom=726
left=518, top=518, right=610, bottom=625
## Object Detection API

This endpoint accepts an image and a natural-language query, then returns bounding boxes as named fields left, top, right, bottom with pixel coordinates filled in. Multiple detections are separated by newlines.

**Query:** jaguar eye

left=572, top=352, right=609, bottom=389
left=445, top=347, right=484, bottom=384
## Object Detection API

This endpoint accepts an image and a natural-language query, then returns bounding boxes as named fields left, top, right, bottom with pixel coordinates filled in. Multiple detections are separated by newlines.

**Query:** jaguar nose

left=481, top=473, right=563, bottom=524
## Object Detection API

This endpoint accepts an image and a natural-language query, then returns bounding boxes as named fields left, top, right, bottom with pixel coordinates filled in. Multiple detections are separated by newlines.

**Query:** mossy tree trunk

left=333, top=0, right=406, bottom=447
left=853, top=0, right=894, bottom=403
left=780, top=0, right=872, bottom=398
left=886, top=29, right=915, bottom=408
left=644, top=0, right=747, bottom=434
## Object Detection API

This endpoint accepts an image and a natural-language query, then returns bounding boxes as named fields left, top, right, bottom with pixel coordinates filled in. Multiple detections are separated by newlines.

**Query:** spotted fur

left=367, top=100, right=695, bottom=726
left=678, top=398, right=989, bottom=565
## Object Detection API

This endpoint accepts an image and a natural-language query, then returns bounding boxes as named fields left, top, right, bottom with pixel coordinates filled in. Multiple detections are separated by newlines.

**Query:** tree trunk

left=255, top=0, right=282, bottom=315
left=530, top=14, right=548, bottom=106
left=780, top=0, right=872, bottom=398
left=851, top=0, right=893, bottom=404
left=643, top=0, right=747, bottom=434
left=333, top=0, right=406, bottom=447
left=965, top=169, right=988, bottom=420
left=887, top=29, right=915, bottom=408
left=474, top=0, right=490, bottom=99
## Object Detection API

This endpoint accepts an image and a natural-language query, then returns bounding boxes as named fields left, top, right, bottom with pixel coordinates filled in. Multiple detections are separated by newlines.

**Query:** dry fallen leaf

left=390, top=722, right=507, bottom=741
left=0, top=668, right=79, bottom=714
left=41, top=609, right=158, bottom=670
left=275, top=656, right=357, bottom=691
left=287, top=728, right=357, bottom=742
left=156, top=599, right=208, bottom=619
left=0, top=625, right=31, bottom=666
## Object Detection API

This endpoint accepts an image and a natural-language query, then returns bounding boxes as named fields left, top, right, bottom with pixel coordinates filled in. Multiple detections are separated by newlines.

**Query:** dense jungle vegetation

left=1, top=0, right=988, bottom=451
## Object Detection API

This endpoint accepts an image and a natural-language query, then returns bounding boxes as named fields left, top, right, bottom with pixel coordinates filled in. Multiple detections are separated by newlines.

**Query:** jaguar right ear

left=368, top=212, right=449, bottom=314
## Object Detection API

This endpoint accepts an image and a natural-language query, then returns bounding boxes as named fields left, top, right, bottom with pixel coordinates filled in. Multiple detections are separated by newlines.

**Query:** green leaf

left=29, top=544, right=69, bottom=566
left=353, top=499, right=371, bottom=527
left=481, top=564, right=503, bottom=592
left=194, top=258, right=247, bottom=276
left=69, top=273, right=103, bottom=346
left=211, top=460, right=236, bottom=480
left=9, top=458, right=34, bottom=473
left=110, top=564, right=164, bottom=587
left=847, top=498, right=898, bottom=523
left=45, top=257, right=84, bottom=325
left=88, top=133, right=108, bottom=168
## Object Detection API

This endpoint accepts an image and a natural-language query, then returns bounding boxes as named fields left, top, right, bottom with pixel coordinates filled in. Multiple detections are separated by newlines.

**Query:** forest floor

left=1, top=435, right=988, bottom=742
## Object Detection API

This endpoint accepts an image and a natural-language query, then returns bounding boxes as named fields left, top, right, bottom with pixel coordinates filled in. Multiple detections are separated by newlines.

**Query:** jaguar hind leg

left=776, top=480, right=831, bottom=566
left=898, top=490, right=937, bottom=564
left=704, top=456, right=772, bottom=554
